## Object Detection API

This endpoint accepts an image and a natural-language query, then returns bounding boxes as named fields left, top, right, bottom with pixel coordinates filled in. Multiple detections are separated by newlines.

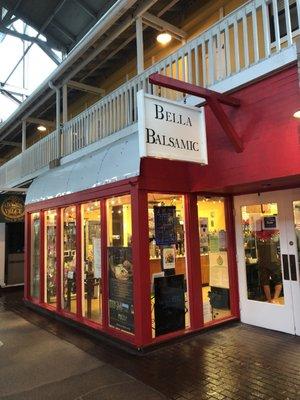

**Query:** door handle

left=282, top=254, right=289, bottom=280
left=289, top=254, right=297, bottom=281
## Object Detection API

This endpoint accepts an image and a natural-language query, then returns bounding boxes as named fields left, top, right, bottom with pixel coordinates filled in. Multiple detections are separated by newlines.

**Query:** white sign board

left=209, top=252, right=229, bottom=289
left=137, top=90, right=208, bottom=165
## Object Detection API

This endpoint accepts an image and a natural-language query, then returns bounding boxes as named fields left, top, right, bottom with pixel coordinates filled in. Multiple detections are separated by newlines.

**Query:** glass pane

left=293, top=201, right=300, bottom=274
left=30, top=212, right=40, bottom=298
left=148, top=194, right=189, bottom=337
left=62, top=206, right=77, bottom=313
left=107, top=195, right=134, bottom=334
left=197, top=197, right=231, bottom=323
left=82, top=201, right=101, bottom=323
left=241, top=203, right=284, bottom=304
left=45, top=210, right=57, bottom=306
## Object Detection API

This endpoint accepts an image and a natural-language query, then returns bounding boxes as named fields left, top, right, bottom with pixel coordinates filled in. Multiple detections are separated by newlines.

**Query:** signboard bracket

left=149, top=73, right=244, bottom=153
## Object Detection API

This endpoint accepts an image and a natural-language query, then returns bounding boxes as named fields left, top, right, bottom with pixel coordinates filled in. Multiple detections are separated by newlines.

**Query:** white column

left=22, top=119, right=26, bottom=152
left=136, top=17, right=144, bottom=74
left=0, top=223, right=5, bottom=288
left=56, top=87, right=61, bottom=158
left=62, top=84, right=68, bottom=123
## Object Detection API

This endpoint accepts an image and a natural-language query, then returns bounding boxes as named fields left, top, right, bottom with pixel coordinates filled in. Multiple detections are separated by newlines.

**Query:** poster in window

left=154, top=206, right=177, bottom=246
left=162, top=247, right=176, bottom=270
left=209, top=252, right=229, bottom=289
left=93, top=238, right=101, bottom=279
left=108, top=247, right=134, bottom=333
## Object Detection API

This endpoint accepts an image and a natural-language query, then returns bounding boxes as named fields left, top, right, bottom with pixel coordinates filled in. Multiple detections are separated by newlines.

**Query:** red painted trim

left=56, top=208, right=62, bottom=312
left=131, top=187, right=152, bottom=346
left=76, top=204, right=83, bottom=318
left=101, top=199, right=108, bottom=329
left=225, top=196, right=240, bottom=318
left=148, top=73, right=243, bottom=153
left=39, top=211, right=45, bottom=303
left=25, top=178, right=137, bottom=213
left=149, top=73, right=240, bottom=107
left=185, top=193, right=203, bottom=328
left=24, top=212, right=30, bottom=300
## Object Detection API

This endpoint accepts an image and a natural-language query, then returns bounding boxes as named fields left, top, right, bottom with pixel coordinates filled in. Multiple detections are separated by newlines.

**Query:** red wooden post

left=185, top=193, right=203, bottom=328
left=76, top=204, right=83, bottom=318
left=101, top=198, right=109, bottom=329
left=39, top=210, right=45, bottom=304
left=131, top=186, right=152, bottom=347
left=24, top=211, right=30, bottom=300
left=225, top=196, right=240, bottom=318
left=56, top=208, right=62, bottom=312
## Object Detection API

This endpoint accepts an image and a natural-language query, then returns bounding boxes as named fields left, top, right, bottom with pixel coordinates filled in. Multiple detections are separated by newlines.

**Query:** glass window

left=107, top=195, right=134, bottom=334
left=148, top=194, right=189, bottom=337
left=82, top=201, right=101, bottom=323
left=241, top=203, right=284, bottom=304
left=30, top=212, right=40, bottom=299
left=197, top=197, right=231, bottom=323
left=45, top=210, right=57, bottom=306
left=62, top=206, right=77, bottom=314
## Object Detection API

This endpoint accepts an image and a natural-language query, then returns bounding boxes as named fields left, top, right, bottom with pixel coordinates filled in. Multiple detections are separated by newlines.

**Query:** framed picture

left=162, top=247, right=176, bottom=270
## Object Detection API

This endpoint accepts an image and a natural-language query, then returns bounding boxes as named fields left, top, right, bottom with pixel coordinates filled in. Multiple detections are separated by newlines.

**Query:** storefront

left=0, top=194, right=25, bottom=289
left=24, top=64, right=300, bottom=348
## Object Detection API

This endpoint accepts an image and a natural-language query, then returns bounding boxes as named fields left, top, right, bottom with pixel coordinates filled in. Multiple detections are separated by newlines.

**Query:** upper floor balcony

left=0, top=0, right=299, bottom=189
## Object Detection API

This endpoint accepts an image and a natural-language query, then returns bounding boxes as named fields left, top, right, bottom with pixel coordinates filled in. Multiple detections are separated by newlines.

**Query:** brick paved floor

left=1, top=288, right=300, bottom=400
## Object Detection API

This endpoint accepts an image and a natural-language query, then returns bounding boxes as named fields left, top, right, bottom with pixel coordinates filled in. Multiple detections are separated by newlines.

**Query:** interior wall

left=0, top=223, right=6, bottom=287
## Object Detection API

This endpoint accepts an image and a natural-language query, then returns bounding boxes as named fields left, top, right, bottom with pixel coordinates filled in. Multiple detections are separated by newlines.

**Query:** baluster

left=195, top=42, right=200, bottom=85
left=242, top=10, right=249, bottom=68
left=262, top=0, right=271, bottom=57
left=202, top=40, right=207, bottom=87
left=272, top=0, right=281, bottom=51
left=297, top=0, right=300, bottom=34
left=252, top=5, right=259, bottom=63
left=233, top=19, right=240, bottom=73
left=284, top=0, right=292, bottom=46
left=208, top=34, right=215, bottom=85
left=224, top=21, right=231, bottom=76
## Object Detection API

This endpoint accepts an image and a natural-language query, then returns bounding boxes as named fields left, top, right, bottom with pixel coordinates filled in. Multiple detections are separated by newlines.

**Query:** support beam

left=0, top=187, right=27, bottom=193
left=26, top=117, right=55, bottom=128
left=149, top=73, right=243, bottom=153
left=142, top=12, right=187, bottom=39
left=1, top=90, right=21, bottom=105
left=0, top=140, right=22, bottom=148
left=0, top=82, right=29, bottom=97
left=22, top=119, right=26, bottom=152
left=136, top=17, right=144, bottom=74
left=73, top=0, right=97, bottom=20
left=62, top=84, right=68, bottom=123
left=68, top=80, right=105, bottom=95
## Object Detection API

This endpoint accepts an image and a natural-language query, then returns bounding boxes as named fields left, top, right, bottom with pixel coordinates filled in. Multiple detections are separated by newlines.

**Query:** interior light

left=157, top=32, right=172, bottom=45
left=37, top=125, right=47, bottom=132
left=293, top=110, right=300, bottom=118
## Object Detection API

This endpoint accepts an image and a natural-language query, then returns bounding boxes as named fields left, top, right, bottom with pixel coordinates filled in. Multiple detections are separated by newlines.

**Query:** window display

left=241, top=203, right=284, bottom=304
left=107, top=195, right=134, bottom=334
left=82, top=201, right=101, bottom=323
left=45, top=210, right=57, bottom=306
left=30, top=212, right=40, bottom=299
left=62, top=206, right=77, bottom=313
left=148, top=194, right=189, bottom=337
left=197, top=197, right=231, bottom=323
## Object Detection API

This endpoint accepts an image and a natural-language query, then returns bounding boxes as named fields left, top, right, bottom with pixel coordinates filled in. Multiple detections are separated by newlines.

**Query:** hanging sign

left=137, top=90, right=208, bottom=165
left=0, top=195, right=25, bottom=223
left=154, top=205, right=177, bottom=246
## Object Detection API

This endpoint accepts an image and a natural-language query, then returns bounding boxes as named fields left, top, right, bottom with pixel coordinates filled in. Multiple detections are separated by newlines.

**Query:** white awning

left=26, top=132, right=140, bottom=205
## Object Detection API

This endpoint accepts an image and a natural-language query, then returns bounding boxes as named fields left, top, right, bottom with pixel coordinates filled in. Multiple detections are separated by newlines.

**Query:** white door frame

left=234, top=189, right=300, bottom=335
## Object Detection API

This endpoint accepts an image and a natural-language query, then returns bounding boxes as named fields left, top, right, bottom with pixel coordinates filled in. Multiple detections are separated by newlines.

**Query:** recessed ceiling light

left=293, top=110, right=300, bottom=119
left=157, top=32, right=172, bottom=45
left=37, top=125, right=47, bottom=132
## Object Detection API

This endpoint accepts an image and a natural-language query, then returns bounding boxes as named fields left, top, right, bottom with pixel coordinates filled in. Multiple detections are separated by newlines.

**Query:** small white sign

left=137, top=90, right=208, bottom=165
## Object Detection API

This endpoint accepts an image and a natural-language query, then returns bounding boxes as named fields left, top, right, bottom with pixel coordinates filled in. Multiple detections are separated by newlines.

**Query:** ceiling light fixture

left=37, top=125, right=47, bottom=132
left=156, top=32, right=172, bottom=45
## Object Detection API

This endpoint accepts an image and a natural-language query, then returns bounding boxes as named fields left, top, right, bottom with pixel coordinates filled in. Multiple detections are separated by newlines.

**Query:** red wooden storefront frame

left=24, top=174, right=239, bottom=349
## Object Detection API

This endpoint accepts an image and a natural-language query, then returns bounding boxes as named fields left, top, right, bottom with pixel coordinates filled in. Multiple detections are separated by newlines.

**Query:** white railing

left=1, top=0, right=299, bottom=186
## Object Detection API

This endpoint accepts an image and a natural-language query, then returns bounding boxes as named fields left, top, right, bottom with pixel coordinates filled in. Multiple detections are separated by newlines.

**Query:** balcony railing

left=0, top=0, right=299, bottom=188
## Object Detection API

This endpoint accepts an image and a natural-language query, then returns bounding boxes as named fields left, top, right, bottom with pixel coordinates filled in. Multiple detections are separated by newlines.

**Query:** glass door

left=234, top=190, right=298, bottom=335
